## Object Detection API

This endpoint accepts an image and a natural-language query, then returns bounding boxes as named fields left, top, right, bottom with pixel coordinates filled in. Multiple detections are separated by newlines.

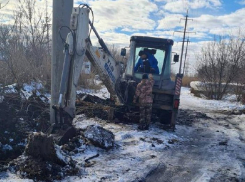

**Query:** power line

left=174, top=10, right=195, bottom=74
left=0, top=0, right=10, bottom=9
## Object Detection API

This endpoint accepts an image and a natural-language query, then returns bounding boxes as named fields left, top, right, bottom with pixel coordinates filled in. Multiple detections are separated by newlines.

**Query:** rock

left=168, top=139, right=179, bottom=144
left=219, top=140, right=228, bottom=146
left=25, top=132, right=67, bottom=166
left=84, top=125, right=114, bottom=149
left=232, top=110, right=242, bottom=115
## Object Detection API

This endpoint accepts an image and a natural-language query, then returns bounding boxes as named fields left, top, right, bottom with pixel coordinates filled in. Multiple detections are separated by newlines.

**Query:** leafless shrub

left=196, top=34, right=245, bottom=100
left=0, top=0, right=51, bottom=88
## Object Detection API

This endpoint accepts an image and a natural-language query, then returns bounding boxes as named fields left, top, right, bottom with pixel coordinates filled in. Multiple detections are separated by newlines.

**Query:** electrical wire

left=58, top=26, right=74, bottom=44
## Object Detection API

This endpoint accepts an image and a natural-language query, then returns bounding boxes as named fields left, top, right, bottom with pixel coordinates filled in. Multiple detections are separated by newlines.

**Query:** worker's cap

left=138, top=50, right=147, bottom=56
left=142, top=73, right=148, bottom=79
left=144, top=48, right=156, bottom=55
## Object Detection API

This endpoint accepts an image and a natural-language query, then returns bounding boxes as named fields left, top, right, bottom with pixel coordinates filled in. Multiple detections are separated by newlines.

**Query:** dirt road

left=146, top=95, right=245, bottom=182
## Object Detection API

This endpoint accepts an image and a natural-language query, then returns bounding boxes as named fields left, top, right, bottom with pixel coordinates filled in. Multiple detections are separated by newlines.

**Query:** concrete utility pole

left=51, top=0, right=73, bottom=123
left=174, top=10, right=194, bottom=74
left=183, top=37, right=190, bottom=76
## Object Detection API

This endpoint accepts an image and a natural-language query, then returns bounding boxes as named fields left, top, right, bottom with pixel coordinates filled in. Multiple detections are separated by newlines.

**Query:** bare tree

left=0, top=0, right=51, bottom=87
left=197, top=35, right=245, bottom=100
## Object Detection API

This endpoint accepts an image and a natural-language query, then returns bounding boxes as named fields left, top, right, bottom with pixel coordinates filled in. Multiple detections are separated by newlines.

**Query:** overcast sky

left=0, top=0, right=245, bottom=74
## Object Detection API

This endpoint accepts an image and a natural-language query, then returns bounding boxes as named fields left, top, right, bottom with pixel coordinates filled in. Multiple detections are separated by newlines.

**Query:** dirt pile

left=9, top=155, right=78, bottom=182
left=9, top=132, right=79, bottom=182
left=76, top=93, right=140, bottom=123
left=0, top=92, right=50, bottom=169
left=76, top=93, right=114, bottom=120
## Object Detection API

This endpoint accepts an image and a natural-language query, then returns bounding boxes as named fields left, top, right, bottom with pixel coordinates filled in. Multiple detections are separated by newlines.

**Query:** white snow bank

left=180, top=87, right=245, bottom=112
left=190, top=81, right=244, bottom=92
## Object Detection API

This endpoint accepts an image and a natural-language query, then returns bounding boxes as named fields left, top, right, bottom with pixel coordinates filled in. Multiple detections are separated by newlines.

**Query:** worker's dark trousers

left=139, top=104, right=152, bottom=128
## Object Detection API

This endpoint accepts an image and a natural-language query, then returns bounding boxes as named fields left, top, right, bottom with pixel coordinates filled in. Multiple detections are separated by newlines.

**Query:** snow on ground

left=77, top=80, right=110, bottom=99
left=0, top=115, right=181, bottom=182
left=60, top=115, right=181, bottom=182
left=180, top=87, right=245, bottom=112
left=0, top=82, right=50, bottom=102
left=22, top=82, right=44, bottom=99
left=1, top=87, right=245, bottom=181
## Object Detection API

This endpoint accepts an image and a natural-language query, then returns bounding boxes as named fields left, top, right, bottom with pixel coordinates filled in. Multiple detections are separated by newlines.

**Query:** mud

left=177, top=109, right=212, bottom=126
left=209, top=168, right=240, bottom=182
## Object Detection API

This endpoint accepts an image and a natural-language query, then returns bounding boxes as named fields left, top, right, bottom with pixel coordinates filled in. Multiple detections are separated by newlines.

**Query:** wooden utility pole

left=51, top=0, right=73, bottom=123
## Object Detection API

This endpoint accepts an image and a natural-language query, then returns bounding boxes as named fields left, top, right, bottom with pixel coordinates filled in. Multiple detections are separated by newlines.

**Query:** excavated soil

left=0, top=93, right=50, bottom=170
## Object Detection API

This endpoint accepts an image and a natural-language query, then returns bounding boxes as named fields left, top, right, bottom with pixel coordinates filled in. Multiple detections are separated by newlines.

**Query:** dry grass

left=182, top=76, right=199, bottom=87
left=78, top=72, right=102, bottom=91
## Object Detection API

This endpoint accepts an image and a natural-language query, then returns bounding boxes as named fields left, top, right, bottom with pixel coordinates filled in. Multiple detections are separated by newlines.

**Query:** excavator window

left=134, top=47, right=165, bottom=75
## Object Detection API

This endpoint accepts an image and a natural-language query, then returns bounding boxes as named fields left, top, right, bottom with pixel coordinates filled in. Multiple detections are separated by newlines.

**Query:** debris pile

left=0, top=91, right=50, bottom=169
left=7, top=122, right=116, bottom=181
left=76, top=93, right=114, bottom=120
left=76, top=93, right=140, bottom=123
left=9, top=132, right=78, bottom=182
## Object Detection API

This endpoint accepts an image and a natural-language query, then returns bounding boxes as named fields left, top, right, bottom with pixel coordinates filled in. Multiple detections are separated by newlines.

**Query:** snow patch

left=66, top=116, right=181, bottom=181
left=55, top=145, right=69, bottom=164
left=0, top=96, right=4, bottom=103
left=2, top=144, right=13, bottom=151
left=77, top=85, right=110, bottom=99
left=180, top=87, right=245, bottom=112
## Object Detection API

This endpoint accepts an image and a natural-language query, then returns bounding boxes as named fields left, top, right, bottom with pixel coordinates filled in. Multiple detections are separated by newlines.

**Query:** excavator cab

left=125, top=36, right=173, bottom=80
left=122, top=36, right=180, bottom=127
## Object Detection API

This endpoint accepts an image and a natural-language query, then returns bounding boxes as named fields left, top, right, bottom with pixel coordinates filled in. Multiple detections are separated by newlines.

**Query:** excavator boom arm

left=53, top=5, right=123, bottom=125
